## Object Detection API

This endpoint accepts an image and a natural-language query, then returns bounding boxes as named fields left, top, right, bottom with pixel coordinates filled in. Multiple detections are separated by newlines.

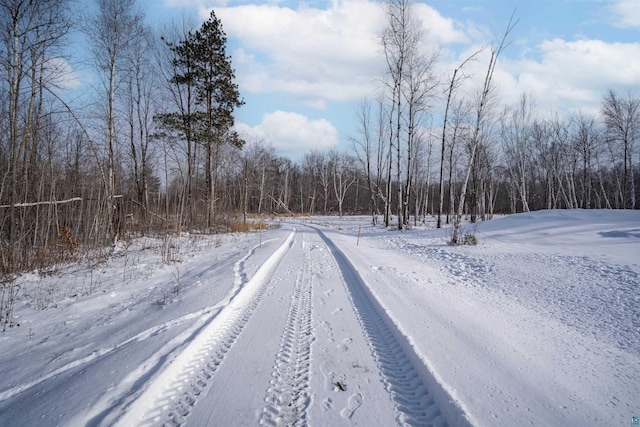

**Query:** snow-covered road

left=0, top=225, right=459, bottom=426
left=1, top=210, right=638, bottom=426
left=108, top=226, right=455, bottom=426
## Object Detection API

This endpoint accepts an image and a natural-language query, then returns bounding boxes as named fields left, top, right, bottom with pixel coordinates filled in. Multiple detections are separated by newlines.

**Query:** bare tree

left=437, top=50, right=481, bottom=228
left=123, top=26, right=158, bottom=230
left=411, top=129, right=434, bottom=224
left=546, top=114, right=574, bottom=208
left=402, top=48, right=439, bottom=227
left=601, top=89, right=639, bottom=209
left=350, top=97, right=391, bottom=225
left=452, top=15, right=518, bottom=244
left=85, top=0, right=145, bottom=242
left=500, top=93, right=536, bottom=213
left=239, top=140, right=272, bottom=216
left=351, top=99, right=378, bottom=223
left=444, top=99, right=472, bottom=224
left=300, top=153, right=320, bottom=214
left=381, top=0, right=422, bottom=229
left=155, top=14, right=200, bottom=227
left=570, top=112, right=601, bottom=209
left=330, top=150, right=357, bottom=217
left=0, top=0, right=71, bottom=272
left=312, top=151, right=331, bottom=213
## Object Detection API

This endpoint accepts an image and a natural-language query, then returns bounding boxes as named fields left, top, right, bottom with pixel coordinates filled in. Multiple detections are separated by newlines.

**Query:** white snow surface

left=0, top=210, right=638, bottom=426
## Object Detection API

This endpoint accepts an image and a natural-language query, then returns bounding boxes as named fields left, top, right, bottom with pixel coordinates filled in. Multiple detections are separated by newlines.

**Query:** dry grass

left=247, top=212, right=311, bottom=220
left=228, top=220, right=251, bottom=233
left=227, top=219, right=272, bottom=233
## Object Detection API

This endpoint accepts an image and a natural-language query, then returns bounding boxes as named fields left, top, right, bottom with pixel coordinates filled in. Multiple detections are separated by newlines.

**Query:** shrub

left=228, top=220, right=250, bottom=233
left=228, top=219, right=271, bottom=233
left=1, top=276, right=20, bottom=331
left=463, top=233, right=478, bottom=246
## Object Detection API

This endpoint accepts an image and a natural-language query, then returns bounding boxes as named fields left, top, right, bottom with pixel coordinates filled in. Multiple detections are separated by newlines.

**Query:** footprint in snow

left=339, top=337, right=353, bottom=352
left=340, top=393, right=363, bottom=419
left=321, top=321, right=334, bottom=342
left=322, top=397, right=332, bottom=411
left=320, top=362, right=336, bottom=391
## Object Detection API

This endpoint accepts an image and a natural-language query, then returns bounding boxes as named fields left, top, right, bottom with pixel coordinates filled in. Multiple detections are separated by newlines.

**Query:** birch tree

left=85, top=0, right=145, bottom=242
left=446, top=100, right=472, bottom=225
left=381, top=0, right=422, bottom=229
left=350, top=97, right=389, bottom=225
left=601, top=90, right=639, bottom=209
left=0, top=0, right=71, bottom=270
left=570, top=112, right=601, bottom=209
left=351, top=99, right=377, bottom=223
left=546, top=115, right=574, bottom=208
left=451, top=16, right=518, bottom=244
left=500, top=94, right=536, bottom=213
left=123, top=26, right=157, bottom=228
left=330, top=150, right=356, bottom=217
left=437, top=50, right=481, bottom=228
left=402, top=49, right=439, bottom=227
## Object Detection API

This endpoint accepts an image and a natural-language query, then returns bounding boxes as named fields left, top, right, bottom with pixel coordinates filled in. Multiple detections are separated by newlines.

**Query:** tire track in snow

left=260, top=237, right=315, bottom=426
left=0, top=306, right=218, bottom=407
left=316, top=228, right=452, bottom=427
left=64, top=240, right=282, bottom=426
left=1, top=248, right=261, bottom=408
left=109, top=231, right=296, bottom=427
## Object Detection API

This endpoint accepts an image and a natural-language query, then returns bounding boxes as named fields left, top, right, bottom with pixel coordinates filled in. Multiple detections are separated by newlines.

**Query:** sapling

left=172, top=266, right=181, bottom=296
left=1, top=276, right=20, bottom=331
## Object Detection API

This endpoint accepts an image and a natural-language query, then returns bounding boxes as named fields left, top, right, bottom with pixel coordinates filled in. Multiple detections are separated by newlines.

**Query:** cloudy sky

left=145, top=0, right=639, bottom=158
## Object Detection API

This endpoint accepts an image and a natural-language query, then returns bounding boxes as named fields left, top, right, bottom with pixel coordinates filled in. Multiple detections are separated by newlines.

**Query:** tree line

left=1, top=0, right=638, bottom=277
left=369, top=0, right=638, bottom=243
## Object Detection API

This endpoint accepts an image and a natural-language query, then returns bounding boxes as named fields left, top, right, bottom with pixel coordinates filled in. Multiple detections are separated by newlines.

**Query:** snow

left=0, top=210, right=638, bottom=426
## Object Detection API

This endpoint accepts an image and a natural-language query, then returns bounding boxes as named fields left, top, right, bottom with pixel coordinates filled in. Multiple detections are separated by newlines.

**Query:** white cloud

left=197, top=0, right=639, bottom=127
left=45, top=57, right=82, bottom=91
left=216, top=0, right=386, bottom=106
left=608, top=0, right=640, bottom=28
left=427, top=37, right=640, bottom=119
left=414, top=3, right=469, bottom=46
left=507, top=38, right=640, bottom=114
left=235, top=111, right=339, bottom=158
left=215, top=0, right=470, bottom=108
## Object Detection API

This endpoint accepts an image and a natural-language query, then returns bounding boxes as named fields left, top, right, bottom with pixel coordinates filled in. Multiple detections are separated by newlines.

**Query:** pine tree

left=159, top=10, right=244, bottom=227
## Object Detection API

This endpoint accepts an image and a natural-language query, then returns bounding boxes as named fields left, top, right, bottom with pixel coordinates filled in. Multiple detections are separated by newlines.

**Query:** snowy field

left=0, top=209, right=638, bottom=426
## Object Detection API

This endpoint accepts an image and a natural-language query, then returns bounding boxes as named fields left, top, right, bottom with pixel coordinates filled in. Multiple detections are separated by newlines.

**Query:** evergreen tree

left=159, top=10, right=244, bottom=226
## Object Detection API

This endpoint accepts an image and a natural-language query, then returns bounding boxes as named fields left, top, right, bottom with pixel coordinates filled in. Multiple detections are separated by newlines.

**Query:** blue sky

left=143, top=0, right=639, bottom=158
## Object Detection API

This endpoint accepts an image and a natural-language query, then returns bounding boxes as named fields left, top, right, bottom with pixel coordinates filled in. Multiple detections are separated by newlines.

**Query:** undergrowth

left=227, top=219, right=273, bottom=233
left=463, top=233, right=478, bottom=245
